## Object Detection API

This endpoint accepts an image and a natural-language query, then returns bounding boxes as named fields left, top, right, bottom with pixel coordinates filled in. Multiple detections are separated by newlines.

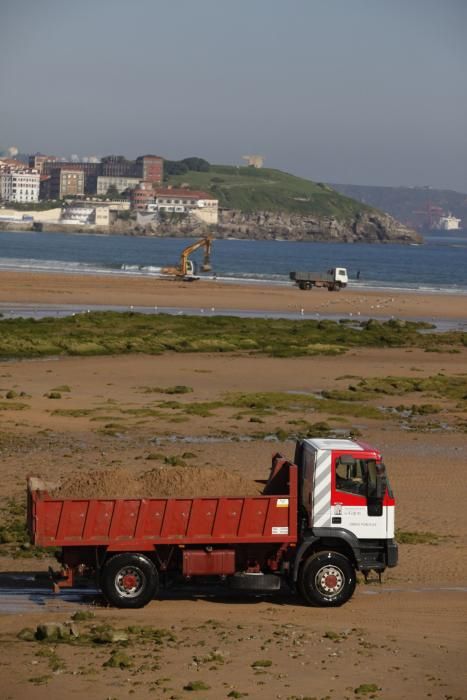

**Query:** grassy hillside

left=168, top=165, right=375, bottom=218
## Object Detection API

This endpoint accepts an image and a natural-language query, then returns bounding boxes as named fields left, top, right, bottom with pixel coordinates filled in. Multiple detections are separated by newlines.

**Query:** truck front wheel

left=298, top=551, right=356, bottom=607
left=100, top=553, right=159, bottom=608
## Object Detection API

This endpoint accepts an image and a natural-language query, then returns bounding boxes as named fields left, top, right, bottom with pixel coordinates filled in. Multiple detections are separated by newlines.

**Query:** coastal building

left=101, top=156, right=135, bottom=178
left=42, top=161, right=100, bottom=195
left=28, top=154, right=57, bottom=173
left=72, top=198, right=131, bottom=212
left=94, top=207, right=110, bottom=225
left=0, top=157, right=27, bottom=172
left=149, top=188, right=218, bottom=224
left=136, top=155, right=163, bottom=184
left=37, top=154, right=164, bottom=198
left=0, top=169, right=40, bottom=203
left=61, top=206, right=95, bottom=225
left=101, top=155, right=163, bottom=183
left=49, top=169, right=85, bottom=199
left=96, top=175, right=140, bottom=195
left=42, top=160, right=101, bottom=178
left=130, top=181, right=156, bottom=210
left=61, top=204, right=111, bottom=226
left=39, top=175, right=52, bottom=200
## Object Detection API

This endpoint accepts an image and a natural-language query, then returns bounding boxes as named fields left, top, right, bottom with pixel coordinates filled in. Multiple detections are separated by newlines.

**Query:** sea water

left=0, top=230, right=466, bottom=294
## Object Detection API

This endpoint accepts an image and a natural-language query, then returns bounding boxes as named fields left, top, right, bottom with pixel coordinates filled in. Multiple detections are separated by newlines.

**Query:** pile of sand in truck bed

left=49, top=466, right=262, bottom=499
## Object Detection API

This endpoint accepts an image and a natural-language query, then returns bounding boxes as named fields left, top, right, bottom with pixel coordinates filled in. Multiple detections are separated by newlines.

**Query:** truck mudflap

left=386, top=538, right=398, bottom=568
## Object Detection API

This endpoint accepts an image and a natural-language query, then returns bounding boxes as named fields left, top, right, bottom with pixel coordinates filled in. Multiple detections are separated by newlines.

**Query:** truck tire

left=298, top=551, right=356, bottom=607
left=100, top=553, right=159, bottom=609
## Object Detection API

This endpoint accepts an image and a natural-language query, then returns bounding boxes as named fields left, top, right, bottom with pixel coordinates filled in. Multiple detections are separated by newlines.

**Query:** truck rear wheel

left=298, top=551, right=356, bottom=607
left=100, top=553, right=158, bottom=609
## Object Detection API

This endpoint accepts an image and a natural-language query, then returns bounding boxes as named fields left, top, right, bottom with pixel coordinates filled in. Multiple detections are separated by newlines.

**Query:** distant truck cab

left=290, top=267, right=348, bottom=291
left=28, top=437, right=397, bottom=609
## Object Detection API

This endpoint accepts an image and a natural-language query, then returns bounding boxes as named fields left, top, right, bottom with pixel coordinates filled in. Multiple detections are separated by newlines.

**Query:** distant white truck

left=289, top=267, right=348, bottom=291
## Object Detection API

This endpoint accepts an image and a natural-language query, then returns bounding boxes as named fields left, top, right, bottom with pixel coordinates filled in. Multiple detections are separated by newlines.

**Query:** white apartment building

left=0, top=170, right=40, bottom=203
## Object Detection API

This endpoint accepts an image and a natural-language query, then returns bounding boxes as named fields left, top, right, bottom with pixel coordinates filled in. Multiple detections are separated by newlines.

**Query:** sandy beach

left=0, top=270, right=466, bottom=321
left=0, top=271, right=466, bottom=698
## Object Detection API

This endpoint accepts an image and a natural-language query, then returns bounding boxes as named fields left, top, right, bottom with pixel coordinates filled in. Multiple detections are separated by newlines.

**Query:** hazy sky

left=1, top=0, right=466, bottom=191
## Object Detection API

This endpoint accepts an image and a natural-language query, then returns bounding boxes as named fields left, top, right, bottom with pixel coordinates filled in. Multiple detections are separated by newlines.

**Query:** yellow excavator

left=161, top=236, right=213, bottom=281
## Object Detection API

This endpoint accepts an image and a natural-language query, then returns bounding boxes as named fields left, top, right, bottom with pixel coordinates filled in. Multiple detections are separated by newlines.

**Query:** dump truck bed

left=27, top=464, right=298, bottom=551
left=289, top=271, right=333, bottom=282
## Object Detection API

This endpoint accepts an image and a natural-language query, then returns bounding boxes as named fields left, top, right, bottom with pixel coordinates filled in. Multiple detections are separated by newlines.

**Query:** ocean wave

left=121, top=264, right=163, bottom=274
left=0, top=257, right=114, bottom=274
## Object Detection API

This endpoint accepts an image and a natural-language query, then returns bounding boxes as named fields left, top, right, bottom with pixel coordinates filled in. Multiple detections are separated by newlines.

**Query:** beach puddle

left=0, top=572, right=465, bottom=614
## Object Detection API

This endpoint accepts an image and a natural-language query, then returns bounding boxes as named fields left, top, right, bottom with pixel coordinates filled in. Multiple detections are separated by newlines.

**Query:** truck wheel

left=100, top=553, right=158, bottom=609
left=298, top=551, right=356, bottom=607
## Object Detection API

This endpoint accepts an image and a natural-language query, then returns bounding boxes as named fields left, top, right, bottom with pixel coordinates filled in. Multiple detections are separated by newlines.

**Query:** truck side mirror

left=375, top=473, right=387, bottom=499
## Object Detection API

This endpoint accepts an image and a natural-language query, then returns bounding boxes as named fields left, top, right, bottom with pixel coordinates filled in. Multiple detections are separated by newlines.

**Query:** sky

left=1, top=0, right=466, bottom=191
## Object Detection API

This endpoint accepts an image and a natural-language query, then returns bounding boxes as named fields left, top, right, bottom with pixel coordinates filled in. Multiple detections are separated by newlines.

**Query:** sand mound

left=50, top=466, right=261, bottom=499
left=50, top=469, right=141, bottom=499
left=139, top=466, right=261, bottom=498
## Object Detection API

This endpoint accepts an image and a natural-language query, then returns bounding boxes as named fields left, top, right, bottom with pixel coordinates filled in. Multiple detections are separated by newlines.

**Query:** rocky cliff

left=21, top=206, right=422, bottom=244
left=125, top=209, right=423, bottom=244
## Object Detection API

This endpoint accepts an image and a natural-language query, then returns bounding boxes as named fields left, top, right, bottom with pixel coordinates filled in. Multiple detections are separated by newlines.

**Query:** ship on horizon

left=435, top=213, right=462, bottom=231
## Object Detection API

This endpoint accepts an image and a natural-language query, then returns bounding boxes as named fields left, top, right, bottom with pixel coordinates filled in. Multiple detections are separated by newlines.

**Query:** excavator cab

left=185, top=260, right=195, bottom=277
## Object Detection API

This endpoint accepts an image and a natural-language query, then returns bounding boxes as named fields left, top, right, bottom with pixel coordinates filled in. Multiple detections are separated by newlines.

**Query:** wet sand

left=0, top=272, right=466, bottom=698
left=0, top=270, right=466, bottom=321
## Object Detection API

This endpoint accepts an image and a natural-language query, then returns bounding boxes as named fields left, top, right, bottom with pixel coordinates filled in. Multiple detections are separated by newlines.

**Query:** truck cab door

left=330, top=455, right=389, bottom=539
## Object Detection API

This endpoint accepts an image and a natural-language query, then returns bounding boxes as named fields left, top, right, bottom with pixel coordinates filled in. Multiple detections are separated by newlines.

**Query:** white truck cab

left=294, top=437, right=397, bottom=586
left=332, top=268, right=349, bottom=285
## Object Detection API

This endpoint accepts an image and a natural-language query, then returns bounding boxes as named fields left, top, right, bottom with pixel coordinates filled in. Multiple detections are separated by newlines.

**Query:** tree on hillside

left=163, top=160, right=189, bottom=178
left=181, top=157, right=210, bottom=172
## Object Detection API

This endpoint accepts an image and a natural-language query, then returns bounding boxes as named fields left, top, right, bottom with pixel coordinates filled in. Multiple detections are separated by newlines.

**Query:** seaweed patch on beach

left=0, top=312, right=465, bottom=359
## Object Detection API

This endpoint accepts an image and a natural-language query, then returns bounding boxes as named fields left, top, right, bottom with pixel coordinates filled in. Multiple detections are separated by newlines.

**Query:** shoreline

left=0, top=270, right=466, bottom=323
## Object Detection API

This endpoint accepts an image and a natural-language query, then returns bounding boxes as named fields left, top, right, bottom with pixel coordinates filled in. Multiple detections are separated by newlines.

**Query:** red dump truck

left=27, top=438, right=397, bottom=609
